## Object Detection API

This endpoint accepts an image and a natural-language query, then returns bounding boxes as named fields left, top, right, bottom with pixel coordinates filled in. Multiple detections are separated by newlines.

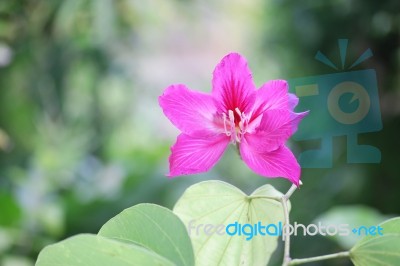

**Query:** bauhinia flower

left=159, top=53, right=308, bottom=185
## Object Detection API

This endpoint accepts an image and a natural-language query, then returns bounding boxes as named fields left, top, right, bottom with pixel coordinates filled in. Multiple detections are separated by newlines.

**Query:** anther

left=235, top=107, right=242, bottom=116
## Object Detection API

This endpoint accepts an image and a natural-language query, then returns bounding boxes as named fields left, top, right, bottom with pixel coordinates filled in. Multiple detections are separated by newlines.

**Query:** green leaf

left=350, top=217, right=400, bottom=266
left=36, top=204, right=194, bottom=266
left=350, top=235, right=400, bottom=266
left=357, top=216, right=400, bottom=245
left=314, top=205, right=388, bottom=249
left=35, top=234, right=174, bottom=266
left=98, top=203, right=194, bottom=266
left=173, top=180, right=287, bottom=266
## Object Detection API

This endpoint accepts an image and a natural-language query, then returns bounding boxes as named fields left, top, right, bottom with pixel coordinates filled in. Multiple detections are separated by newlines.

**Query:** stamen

left=235, top=107, right=242, bottom=117
left=221, top=108, right=250, bottom=144
left=222, top=113, right=231, bottom=136
left=237, top=108, right=248, bottom=134
left=228, top=110, right=235, bottom=123
left=228, top=110, right=236, bottom=143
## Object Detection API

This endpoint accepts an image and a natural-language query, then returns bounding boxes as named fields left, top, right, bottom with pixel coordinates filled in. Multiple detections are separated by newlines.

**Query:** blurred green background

left=0, top=0, right=399, bottom=265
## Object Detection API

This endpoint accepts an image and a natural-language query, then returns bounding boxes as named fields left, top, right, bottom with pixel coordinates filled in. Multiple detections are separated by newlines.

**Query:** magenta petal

left=251, top=79, right=292, bottom=122
left=245, top=109, right=294, bottom=152
left=212, top=53, right=256, bottom=114
left=168, top=133, right=230, bottom=177
left=159, top=84, right=218, bottom=136
left=289, top=110, right=309, bottom=134
left=258, top=109, right=309, bottom=143
left=246, top=109, right=308, bottom=150
left=240, top=143, right=301, bottom=185
left=288, top=93, right=299, bottom=110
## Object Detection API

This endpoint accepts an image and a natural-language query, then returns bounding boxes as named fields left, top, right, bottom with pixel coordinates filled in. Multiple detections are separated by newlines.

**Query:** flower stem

left=285, top=183, right=298, bottom=199
left=281, top=183, right=298, bottom=266
left=288, top=251, right=350, bottom=265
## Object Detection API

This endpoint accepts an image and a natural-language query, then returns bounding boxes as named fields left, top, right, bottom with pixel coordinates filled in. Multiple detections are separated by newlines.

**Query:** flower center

left=222, top=107, right=249, bottom=144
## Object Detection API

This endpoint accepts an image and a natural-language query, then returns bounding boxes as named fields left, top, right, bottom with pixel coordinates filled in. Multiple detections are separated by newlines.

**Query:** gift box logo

left=289, top=39, right=382, bottom=168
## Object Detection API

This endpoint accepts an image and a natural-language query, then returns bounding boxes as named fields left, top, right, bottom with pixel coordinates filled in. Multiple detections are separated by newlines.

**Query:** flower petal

left=245, top=109, right=307, bottom=152
left=168, top=133, right=230, bottom=177
left=251, top=80, right=294, bottom=125
left=240, top=143, right=301, bottom=185
left=159, top=84, right=218, bottom=136
left=212, top=53, right=256, bottom=114
left=288, top=93, right=299, bottom=110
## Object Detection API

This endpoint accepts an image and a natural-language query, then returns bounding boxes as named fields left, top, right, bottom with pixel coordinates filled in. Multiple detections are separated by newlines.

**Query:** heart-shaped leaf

left=36, top=203, right=194, bottom=266
left=98, top=203, right=194, bottom=266
left=350, top=235, right=400, bottom=266
left=350, top=217, right=400, bottom=266
left=35, top=234, right=175, bottom=266
left=173, top=180, right=288, bottom=266
left=356, top=216, right=400, bottom=245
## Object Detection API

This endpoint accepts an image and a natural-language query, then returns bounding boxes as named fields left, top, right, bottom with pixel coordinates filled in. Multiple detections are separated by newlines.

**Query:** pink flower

left=159, top=53, right=308, bottom=185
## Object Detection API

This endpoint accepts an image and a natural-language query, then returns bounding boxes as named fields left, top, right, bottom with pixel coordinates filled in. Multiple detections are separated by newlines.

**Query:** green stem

left=281, top=195, right=290, bottom=265
left=281, top=184, right=298, bottom=266
left=288, top=251, right=350, bottom=265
